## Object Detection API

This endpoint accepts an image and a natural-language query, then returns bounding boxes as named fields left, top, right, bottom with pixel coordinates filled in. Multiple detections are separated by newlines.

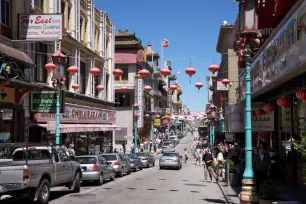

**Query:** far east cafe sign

left=34, top=103, right=116, bottom=124
left=18, top=14, right=63, bottom=41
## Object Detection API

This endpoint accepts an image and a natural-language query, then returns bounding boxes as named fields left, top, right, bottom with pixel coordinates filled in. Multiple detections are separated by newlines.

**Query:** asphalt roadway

left=2, top=132, right=237, bottom=204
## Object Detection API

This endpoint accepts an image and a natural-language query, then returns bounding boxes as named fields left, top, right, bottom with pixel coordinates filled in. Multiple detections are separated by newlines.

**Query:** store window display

left=0, top=109, right=13, bottom=143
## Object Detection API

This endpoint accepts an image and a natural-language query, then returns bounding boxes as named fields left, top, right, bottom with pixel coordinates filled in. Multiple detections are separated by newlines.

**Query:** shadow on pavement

left=201, top=198, right=227, bottom=203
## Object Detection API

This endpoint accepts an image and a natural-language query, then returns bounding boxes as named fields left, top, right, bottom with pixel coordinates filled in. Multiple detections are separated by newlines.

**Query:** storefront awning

left=36, top=124, right=121, bottom=133
left=0, top=43, right=34, bottom=67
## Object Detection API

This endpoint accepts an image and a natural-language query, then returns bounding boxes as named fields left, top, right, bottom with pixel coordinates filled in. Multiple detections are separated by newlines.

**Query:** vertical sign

left=137, top=78, right=144, bottom=128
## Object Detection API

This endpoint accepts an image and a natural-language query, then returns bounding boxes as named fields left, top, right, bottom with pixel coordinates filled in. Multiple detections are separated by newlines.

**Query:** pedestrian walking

left=202, top=148, right=213, bottom=182
left=184, top=148, right=188, bottom=164
left=194, top=149, right=201, bottom=165
left=253, top=146, right=270, bottom=193
left=216, top=148, right=226, bottom=182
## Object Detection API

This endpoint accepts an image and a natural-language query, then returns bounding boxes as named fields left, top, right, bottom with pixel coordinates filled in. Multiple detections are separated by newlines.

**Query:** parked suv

left=100, top=153, right=131, bottom=177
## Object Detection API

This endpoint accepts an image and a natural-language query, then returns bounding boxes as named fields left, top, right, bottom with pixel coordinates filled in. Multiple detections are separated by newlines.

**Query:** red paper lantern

left=185, top=66, right=196, bottom=77
left=165, top=115, right=169, bottom=120
left=155, top=115, right=160, bottom=119
left=113, top=68, right=123, bottom=77
left=132, top=104, right=139, bottom=108
left=138, top=69, right=150, bottom=78
left=169, top=84, right=178, bottom=91
left=96, top=85, right=104, bottom=91
left=72, top=84, right=80, bottom=90
left=145, top=114, right=151, bottom=118
left=135, top=113, right=140, bottom=118
left=67, top=66, right=78, bottom=74
left=296, top=89, right=306, bottom=102
left=45, top=63, right=56, bottom=71
left=263, top=103, right=276, bottom=112
left=162, top=116, right=165, bottom=119
left=222, top=79, right=230, bottom=85
left=175, top=115, right=178, bottom=119
left=251, top=111, right=257, bottom=117
left=209, top=104, right=216, bottom=109
left=208, top=64, right=220, bottom=73
left=144, top=85, right=152, bottom=92
left=184, top=115, right=188, bottom=119
left=90, top=67, right=100, bottom=76
left=160, top=68, right=171, bottom=76
left=255, top=109, right=266, bottom=116
left=120, top=86, right=128, bottom=92
left=195, top=82, right=203, bottom=93
left=276, top=97, right=290, bottom=107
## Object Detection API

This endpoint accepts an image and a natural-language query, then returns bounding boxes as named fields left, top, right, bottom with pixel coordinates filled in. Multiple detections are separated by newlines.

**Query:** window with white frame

left=34, top=0, right=44, bottom=11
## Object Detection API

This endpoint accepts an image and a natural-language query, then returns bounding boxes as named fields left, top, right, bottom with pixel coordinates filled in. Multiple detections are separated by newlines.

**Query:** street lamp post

left=50, top=50, right=66, bottom=146
left=236, top=0, right=261, bottom=203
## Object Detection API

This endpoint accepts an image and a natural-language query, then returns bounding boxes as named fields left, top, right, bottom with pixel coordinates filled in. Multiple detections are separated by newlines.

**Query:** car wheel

left=35, top=179, right=50, bottom=204
left=127, top=169, right=131, bottom=175
left=147, top=163, right=150, bottom=168
left=110, top=172, right=115, bottom=181
left=153, top=161, right=155, bottom=166
left=119, top=168, right=124, bottom=177
left=159, top=166, right=163, bottom=170
left=72, top=172, right=81, bottom=193
left=95, top=173, right=103, bottom=186
left=140, top=165, right=143, bottom=170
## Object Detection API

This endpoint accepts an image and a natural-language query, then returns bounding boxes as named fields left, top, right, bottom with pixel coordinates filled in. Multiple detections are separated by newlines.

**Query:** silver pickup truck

left=0, top=144, right=82, bottom=204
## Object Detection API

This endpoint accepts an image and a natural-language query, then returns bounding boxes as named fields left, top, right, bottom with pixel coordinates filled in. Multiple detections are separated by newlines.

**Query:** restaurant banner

left=19, top=14, right=64, bottom=41
left=35, top=103, right=116, bottom=124
left=225, top=104, right=274, bottom=132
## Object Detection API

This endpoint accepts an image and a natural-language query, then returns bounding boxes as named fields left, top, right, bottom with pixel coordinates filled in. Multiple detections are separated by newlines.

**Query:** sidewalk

left=217, top=180, right=305, bottom=204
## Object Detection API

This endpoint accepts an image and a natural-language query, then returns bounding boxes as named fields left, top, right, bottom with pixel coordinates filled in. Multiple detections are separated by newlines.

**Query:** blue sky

left=96, top=1, right=238, bottom=112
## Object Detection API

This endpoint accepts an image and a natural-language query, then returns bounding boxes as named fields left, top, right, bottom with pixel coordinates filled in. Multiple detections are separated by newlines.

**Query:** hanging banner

left=18, top=14, right=64, bottom=41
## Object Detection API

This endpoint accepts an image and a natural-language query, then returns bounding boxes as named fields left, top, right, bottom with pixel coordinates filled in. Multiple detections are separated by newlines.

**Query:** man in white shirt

left=216, top=149, right=226, bottom=182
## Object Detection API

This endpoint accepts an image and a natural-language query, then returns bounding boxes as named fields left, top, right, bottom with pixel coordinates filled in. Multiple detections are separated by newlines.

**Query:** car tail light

left=23, top=169, right=30, bottom=182
left=93, top=164, right=99, bottom=171
left=142, top=158, right=147, bottom=160
left=159, top=159, right=163, bottom=162
left=28, top=147, right=36, bottom=150
left=114, top=161, right=120, bottom=165
left=175, top=159, right=179, bottom=163
left=129, top=160, right=134, bottom=163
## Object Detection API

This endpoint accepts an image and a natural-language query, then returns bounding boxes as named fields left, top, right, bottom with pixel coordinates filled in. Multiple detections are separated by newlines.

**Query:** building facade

left=0, top=0, right=119, bottom=155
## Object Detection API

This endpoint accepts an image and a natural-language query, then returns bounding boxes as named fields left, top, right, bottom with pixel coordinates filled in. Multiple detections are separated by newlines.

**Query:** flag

left=162, top=39, right=169, bottom=48
left=176, top=70, right=180, bottom=75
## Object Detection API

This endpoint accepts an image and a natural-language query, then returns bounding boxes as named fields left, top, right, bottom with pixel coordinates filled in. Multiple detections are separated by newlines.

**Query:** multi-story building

left=0, top=0, right=119, bottom=155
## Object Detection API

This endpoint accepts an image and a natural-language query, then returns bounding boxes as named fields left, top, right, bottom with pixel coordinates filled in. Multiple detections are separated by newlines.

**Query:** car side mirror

left=106, top=161, right=112, bottom=165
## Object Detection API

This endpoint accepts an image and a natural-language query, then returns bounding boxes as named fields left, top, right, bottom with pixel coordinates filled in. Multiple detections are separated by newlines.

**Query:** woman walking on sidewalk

left=202, top=148, right=213, bottom=182
left=184, top=148, right=188, bottom=164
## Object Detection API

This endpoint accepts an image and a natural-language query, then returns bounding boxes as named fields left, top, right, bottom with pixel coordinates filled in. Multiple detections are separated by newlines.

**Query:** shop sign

left=35, top=103, right=116, bottom=124
left=30, top=91, right=64, bottom=113
left=250, top=1, right=306, bottom=96
left=0, top=86, right=15, bottom=104
left=18, top=14, right=64, bottom=41
left=115, top=128, right=127, bottom=141
left=225, top=104, right=274, bottom=132
left=216, top=80, right=228, bottom=91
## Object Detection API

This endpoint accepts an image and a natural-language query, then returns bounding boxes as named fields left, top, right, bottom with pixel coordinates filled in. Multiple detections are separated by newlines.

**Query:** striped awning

left=36, top=124, right=121, bottom=133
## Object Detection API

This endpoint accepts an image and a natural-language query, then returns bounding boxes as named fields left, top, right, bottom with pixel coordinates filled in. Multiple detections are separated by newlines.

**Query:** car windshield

left=136, top=153, right=147, bottom=156
left=163, top=142, right=172, bottom=146
left=163, top=153, right=178, bottom=157
left=126, top=154, right=135, bottom=158
left=76, top=157, right=97, bottom=164
left=101, top=155, right=117, bottom=161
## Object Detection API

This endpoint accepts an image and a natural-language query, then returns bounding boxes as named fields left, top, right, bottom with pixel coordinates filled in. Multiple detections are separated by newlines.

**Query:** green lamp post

left=49, top=50, right=66, bottom=147
left=236, top=0, right=261, bottom=203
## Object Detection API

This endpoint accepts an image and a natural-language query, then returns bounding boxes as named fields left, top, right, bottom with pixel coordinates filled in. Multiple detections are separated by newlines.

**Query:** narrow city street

left=1, top=132, right=239, bottom=204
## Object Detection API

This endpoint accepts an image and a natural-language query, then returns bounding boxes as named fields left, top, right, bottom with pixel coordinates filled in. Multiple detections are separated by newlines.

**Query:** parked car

left=169, top=136, right=179, bottom=145
left=135, top=152, right=155, bottom=168
left=124, top=154, right=143, bottom=172
left=0, top=144, right=82, bottom=204
left=161, top=141, right=175, bottom=153
left=100, top=153, right=131, bottom=177
left=159, top=152, right=182, bottom=170
left=177, top=132, right=184, bottom=139
left=76, top=155, right=115, bottom=185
